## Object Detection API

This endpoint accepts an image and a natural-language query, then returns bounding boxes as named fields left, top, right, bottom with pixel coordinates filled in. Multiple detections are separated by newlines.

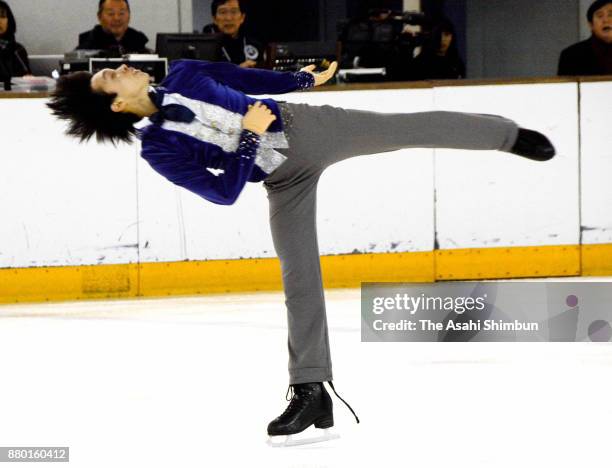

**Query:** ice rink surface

left=1, top=279, right=611, bottom=468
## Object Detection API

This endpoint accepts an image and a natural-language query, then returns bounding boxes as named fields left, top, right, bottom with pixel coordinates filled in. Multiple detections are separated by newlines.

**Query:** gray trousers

left=263, top=103, right=519, bottom=384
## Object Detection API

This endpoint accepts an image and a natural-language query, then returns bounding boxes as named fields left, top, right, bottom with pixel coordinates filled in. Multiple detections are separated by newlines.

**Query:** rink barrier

left=1, top=76, right=611, bottom=304
left=1, top=244, right=610, bottom=304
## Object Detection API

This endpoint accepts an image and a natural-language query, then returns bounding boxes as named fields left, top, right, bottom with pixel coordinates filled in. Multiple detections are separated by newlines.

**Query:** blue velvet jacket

left=137, top=60, right=314, bottom=205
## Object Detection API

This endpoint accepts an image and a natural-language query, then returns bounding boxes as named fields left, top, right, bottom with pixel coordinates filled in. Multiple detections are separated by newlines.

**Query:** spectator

left=0, top=0, right=31, bottom=77
left=203, top=0, right=264, bottom=68
left=410, top=18, right=465, bottom=80
left=558, top=0, right=612, bottom=76
left=77, top=0, right=149, bottom=55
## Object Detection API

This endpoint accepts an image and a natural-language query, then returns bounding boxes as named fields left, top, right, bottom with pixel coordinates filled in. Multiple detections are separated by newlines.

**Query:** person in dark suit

left=202, top=0, right=265, bottom=68
left=77, top=0, right=149, bottom=56
left=0, top=0, right=31, bottom=77
left=558, top=0, right=612, bottom=76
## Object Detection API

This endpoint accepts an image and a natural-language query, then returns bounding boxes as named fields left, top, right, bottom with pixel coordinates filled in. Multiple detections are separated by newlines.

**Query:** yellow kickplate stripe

left=0, top=263, right=139, bottom=304
left=435, top=244, right=581, bottom=280
left=138, top=251, right=435, bottom=297
left=582, top=244, right=612, bottom=276
left=321, top=251, right=435, bottom=287
left=0, top=251, right=434, bottom=304
left=1, top=244, right=611, bottom=305
left=138, top=258, right=283, bottom=296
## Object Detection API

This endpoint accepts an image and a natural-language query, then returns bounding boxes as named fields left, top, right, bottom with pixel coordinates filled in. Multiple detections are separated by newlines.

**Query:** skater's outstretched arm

left=163, top=60, right=337, bottom=95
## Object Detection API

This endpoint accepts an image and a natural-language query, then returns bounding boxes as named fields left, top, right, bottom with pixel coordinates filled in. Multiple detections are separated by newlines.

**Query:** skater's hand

left=300, top=61, right=338, bottom=87
left=242, top=101, right=277, bottom=135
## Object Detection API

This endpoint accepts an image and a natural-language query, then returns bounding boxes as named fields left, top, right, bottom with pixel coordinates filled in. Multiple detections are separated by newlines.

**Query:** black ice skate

left=267, top=381, right=359, bottom=447
left=509, top=128, right=556, bottom=161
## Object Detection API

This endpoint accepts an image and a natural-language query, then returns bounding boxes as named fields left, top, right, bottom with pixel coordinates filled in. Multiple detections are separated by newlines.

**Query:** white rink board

left=579, top=82, right=612, bottom=245
left=0, top=99, right=139, bottom=268
left=137, top=89, right=436, bottom=263
left=1, top=81, right=607, bottom=268
left=433, top=83, right=580, bottom=249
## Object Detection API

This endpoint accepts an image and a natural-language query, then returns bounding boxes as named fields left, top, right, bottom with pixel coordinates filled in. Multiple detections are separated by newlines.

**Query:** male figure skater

left=47, top=59, right=555, bottom=445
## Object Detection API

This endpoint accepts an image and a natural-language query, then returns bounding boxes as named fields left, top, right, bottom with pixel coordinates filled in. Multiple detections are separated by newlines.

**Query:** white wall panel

left=580, top=81, right=612, bottom=245
left=433, top=83, right=579, bottom=249
left=0, top=99, right=138, bottom=268
left=2, top=81, right=604, bottom=269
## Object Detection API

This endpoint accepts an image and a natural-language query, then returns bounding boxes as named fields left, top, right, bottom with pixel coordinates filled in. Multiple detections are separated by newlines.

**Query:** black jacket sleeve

left=557, top=48, right=574, bottom=76
left=77, top=30, right=95, bottom=50
left=0, top=42, right=30, bottom=76
left=558, top=41, right=593, bottom=76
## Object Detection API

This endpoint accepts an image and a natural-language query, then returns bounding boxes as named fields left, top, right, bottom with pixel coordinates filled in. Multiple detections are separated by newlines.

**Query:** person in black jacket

left=410, top=17, right=465, bottom=81
left=202, top=0, right=265, bottom=68
left=77, top=0, right=150, bottom=56
left=0, top=0, right=31, bottom=77
left=558, top=0, right=612, bottom=76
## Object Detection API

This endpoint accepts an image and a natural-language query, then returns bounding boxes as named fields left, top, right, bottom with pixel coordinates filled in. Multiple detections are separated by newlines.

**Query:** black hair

left=587, top=0, right=612, bottom=22
left=0, top=0, right=17, bottom=41
left=47, top=71, right=140, bottom=145
left=98, top=0, right=130, bottom=15
left=425, top=17, right=458, bottom=57
left=211, top=0, right=246, bottom=17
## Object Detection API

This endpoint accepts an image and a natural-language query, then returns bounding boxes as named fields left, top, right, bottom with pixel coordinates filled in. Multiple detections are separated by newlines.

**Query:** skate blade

left=267, top=429, right=340, bottom=448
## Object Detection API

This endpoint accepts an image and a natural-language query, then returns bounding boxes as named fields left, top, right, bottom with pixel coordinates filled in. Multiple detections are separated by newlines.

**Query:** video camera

left=338, top=9, right=435, bottom=79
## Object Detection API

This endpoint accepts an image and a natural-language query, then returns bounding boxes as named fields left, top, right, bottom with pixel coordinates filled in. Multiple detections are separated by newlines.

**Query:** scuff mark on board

left=99, top=244, right=138, bottom=250
left=117, top=221, right=141, bottom=242
left=445, top=238, right=459, bottom=248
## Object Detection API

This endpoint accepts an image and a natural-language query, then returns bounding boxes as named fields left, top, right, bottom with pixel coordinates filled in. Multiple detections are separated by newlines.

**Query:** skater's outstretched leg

left=509, top=128, right=556, bottom=161
left=279, top=103, right=554, bottom=169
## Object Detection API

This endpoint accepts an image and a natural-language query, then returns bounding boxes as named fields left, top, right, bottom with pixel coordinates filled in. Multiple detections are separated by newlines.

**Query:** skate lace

left=328, top=381, right=360, bottom=424
left=280, top=385, right=313, bottom=418
left=281, top=382, right=360, bottom=424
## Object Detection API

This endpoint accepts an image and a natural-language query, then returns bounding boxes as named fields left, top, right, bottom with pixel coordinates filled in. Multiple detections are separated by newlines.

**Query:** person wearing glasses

left=203, top=0, right=265, bottom=68
left=558, top=0, right=612, bottom=76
